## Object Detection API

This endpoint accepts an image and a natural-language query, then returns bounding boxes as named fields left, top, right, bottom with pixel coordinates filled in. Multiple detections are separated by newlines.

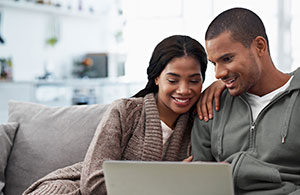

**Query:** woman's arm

left=196, top=80, right=226, bottom=121
left=80, top=100, right=129, bottom=195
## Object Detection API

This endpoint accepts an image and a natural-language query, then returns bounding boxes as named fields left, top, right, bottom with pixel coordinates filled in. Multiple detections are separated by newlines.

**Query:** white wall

left=121, top=0, right=298, bottom=90
left=1, top=0, right=298, bottom=84
left=291, top=0, right=300, bottom=71
left=122, top=0, right=214, bottom=87
left=0, top=2, right=110, bottom=81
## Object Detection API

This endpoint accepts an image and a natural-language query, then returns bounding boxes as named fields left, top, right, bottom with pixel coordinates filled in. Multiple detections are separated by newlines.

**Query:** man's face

left=205, top=32, right=261, bottom=96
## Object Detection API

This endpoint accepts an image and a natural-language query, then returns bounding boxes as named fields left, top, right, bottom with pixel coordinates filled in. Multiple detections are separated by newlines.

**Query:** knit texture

left=23, top=163, right=82, bottom=195
left=23, top=93, right=193, bottom=195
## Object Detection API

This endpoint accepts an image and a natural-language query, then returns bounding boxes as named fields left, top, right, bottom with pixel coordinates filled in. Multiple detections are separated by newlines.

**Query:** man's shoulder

left=220, top=88, right=231, bottom=99
left=214, top=89, right=245, bottom=116
left=285, top=67, right=300, bottom=91
left=218, top=88, right=237, bottom=104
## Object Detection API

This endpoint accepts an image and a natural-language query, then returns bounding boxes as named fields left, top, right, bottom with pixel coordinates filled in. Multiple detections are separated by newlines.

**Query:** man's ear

left=254, top=36, right=267, bottom=56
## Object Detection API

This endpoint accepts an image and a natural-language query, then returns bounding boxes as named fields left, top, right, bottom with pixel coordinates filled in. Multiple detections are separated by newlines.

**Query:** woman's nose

left=176, top=82, right=191, bottom=95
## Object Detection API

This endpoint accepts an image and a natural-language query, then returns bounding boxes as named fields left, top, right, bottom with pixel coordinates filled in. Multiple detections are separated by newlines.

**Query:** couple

left=24, top=7, right=300, bottom=195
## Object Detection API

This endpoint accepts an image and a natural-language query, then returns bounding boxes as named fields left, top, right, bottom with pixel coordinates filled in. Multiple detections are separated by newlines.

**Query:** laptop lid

left=103, top=160, right=234, bottom=195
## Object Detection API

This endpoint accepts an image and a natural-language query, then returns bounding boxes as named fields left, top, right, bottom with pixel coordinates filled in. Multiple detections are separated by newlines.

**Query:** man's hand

left=197, top=80, right=226, bottom=121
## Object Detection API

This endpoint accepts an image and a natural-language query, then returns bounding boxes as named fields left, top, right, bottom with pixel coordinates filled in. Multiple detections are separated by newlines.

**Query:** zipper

left=249, top=123, right=255, bottom=149
left=240, top=96, right=256, bottom=150
left=240, top=90, right=290, bottom=148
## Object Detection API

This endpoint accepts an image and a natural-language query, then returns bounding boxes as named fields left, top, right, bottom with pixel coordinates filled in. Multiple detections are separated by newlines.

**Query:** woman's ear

left=154, top=77, right=159, bottom=86
left=254, top=36, right=267, bottom=56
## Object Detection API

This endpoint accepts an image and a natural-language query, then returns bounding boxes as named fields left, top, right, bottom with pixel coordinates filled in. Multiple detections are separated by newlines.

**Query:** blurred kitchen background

left=0, top=0, right=299, bottom=123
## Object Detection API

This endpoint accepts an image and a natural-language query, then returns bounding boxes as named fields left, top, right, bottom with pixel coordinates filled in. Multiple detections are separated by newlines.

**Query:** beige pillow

left=4, top=100, right=108, bottom=195
left=0, top=122, right=19, bottom=194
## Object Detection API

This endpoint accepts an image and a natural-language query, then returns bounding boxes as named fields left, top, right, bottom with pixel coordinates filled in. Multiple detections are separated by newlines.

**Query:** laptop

left=103, top=160, right=234, bottom=195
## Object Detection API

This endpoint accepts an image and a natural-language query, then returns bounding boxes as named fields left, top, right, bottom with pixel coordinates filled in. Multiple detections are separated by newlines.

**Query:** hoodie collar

left=286, top=67, right=300, bottom=92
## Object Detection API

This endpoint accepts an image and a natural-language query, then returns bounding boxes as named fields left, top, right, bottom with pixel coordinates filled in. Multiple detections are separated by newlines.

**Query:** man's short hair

left=205, top=7, right=269, bottom=49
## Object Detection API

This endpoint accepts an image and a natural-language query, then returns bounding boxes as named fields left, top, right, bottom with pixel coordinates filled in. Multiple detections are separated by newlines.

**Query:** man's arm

left=191, top=117, right=215, bottom=161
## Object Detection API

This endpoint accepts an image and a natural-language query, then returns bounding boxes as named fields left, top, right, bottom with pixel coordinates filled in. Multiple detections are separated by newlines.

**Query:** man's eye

left=223, top=56, right=233, bottom=62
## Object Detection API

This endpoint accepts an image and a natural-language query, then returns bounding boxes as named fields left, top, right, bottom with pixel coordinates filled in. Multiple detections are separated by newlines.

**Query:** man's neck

left=248, top=69, right=291, bottom=97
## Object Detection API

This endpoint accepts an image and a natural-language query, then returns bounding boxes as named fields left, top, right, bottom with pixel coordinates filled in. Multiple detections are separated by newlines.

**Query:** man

left=191, top=7, right=300, bottom=195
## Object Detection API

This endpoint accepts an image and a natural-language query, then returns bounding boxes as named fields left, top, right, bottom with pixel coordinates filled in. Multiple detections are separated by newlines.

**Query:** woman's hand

left=183, top=156, right=193, bottom=162
left=196, top=80, right=226, bottom=121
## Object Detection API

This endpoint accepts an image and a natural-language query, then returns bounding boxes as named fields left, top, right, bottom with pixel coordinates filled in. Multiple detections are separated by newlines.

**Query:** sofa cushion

left=4, top=101, right=109, bottom=195
left=0, top=122, right=19, bottom=195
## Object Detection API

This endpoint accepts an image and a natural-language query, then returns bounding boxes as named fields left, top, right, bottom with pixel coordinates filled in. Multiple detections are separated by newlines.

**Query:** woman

left=23, top=35, right=207, bottom=195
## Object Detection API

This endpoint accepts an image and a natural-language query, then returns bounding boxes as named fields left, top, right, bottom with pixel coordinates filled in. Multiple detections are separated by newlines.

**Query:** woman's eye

left=167, top=79, right=177, bottom=83
left=190, top=80, right=201, bottom=84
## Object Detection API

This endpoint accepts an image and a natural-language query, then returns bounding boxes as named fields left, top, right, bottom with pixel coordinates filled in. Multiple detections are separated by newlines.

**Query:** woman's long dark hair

left=133, top=35, right=207, bottom=97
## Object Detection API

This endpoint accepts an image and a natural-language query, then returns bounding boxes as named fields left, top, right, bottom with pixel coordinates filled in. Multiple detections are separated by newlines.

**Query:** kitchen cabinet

left=0, top=79, right=146, bottom=123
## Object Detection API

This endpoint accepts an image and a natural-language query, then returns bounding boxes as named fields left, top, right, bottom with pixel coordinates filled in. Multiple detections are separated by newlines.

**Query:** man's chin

left=228, top=88, right=242, bottom=96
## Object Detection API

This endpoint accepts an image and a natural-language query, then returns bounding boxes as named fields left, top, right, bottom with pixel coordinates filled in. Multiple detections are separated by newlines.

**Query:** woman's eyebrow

left=166, top=72, right=201, bottom=77
left=166, top=72, right=180, bottom=77
left=189, top=73, right=201, bottom=77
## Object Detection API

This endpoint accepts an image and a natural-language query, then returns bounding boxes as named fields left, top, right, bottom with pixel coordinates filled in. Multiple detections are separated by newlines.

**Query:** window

left=121, top=0, right=298, bottom=88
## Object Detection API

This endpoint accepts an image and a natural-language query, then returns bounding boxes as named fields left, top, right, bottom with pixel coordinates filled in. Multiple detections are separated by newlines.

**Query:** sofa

left=0, top=100, right=109, bottom=195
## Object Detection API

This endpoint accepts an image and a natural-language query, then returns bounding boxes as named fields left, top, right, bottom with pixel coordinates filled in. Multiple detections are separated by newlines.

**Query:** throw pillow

left=4, top=101, right=109, bottom=195
left=0, top=122, right=19, bottom=195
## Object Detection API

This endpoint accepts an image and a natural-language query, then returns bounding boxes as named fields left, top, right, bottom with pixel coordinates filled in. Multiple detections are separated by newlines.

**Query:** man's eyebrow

left=208, top=59, right=215, bottom=64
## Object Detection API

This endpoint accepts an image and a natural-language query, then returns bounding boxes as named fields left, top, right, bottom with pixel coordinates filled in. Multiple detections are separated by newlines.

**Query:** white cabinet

left=0, top=81, right=35, bottom=123
left=0, top=79, right=146, bottom=123
left=0, top=0, right=101, bottom=18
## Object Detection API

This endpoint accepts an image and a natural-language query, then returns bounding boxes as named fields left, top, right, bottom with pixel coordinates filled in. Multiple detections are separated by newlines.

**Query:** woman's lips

left=173, top=97, right=191, bottom=106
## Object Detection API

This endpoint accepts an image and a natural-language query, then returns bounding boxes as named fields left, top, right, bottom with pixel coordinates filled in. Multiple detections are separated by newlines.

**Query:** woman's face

left=155, top=56, right=203, bottom=119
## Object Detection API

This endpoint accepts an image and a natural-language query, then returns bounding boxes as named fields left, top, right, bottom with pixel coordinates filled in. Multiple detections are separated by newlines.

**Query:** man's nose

left=215, top=64, right=228, bottom=80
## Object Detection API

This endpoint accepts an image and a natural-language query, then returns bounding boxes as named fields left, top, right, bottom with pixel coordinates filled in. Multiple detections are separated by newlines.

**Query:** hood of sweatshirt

left=277, top=67, right=300, bottom=143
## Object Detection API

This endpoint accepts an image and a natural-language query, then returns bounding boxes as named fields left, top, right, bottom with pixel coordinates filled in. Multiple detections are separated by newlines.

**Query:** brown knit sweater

left=23, top=93, right=193, bottom=195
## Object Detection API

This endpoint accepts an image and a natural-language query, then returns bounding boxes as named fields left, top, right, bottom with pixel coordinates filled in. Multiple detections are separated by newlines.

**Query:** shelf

left=0, top=0, right=101, bottom=19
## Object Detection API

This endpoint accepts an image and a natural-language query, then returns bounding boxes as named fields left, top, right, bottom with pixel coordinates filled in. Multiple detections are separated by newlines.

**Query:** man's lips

left=222, top=76, right=237, bottom=88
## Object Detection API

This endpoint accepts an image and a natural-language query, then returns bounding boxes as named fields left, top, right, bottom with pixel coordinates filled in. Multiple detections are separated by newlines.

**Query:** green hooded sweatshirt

left=192, top=67, right=300, bottom=195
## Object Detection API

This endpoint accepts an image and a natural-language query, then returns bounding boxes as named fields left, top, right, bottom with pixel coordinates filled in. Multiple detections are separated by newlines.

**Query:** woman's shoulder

left=108, top=96, right=145, bottom=114
left=106, top=93, right=157, bottom=115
